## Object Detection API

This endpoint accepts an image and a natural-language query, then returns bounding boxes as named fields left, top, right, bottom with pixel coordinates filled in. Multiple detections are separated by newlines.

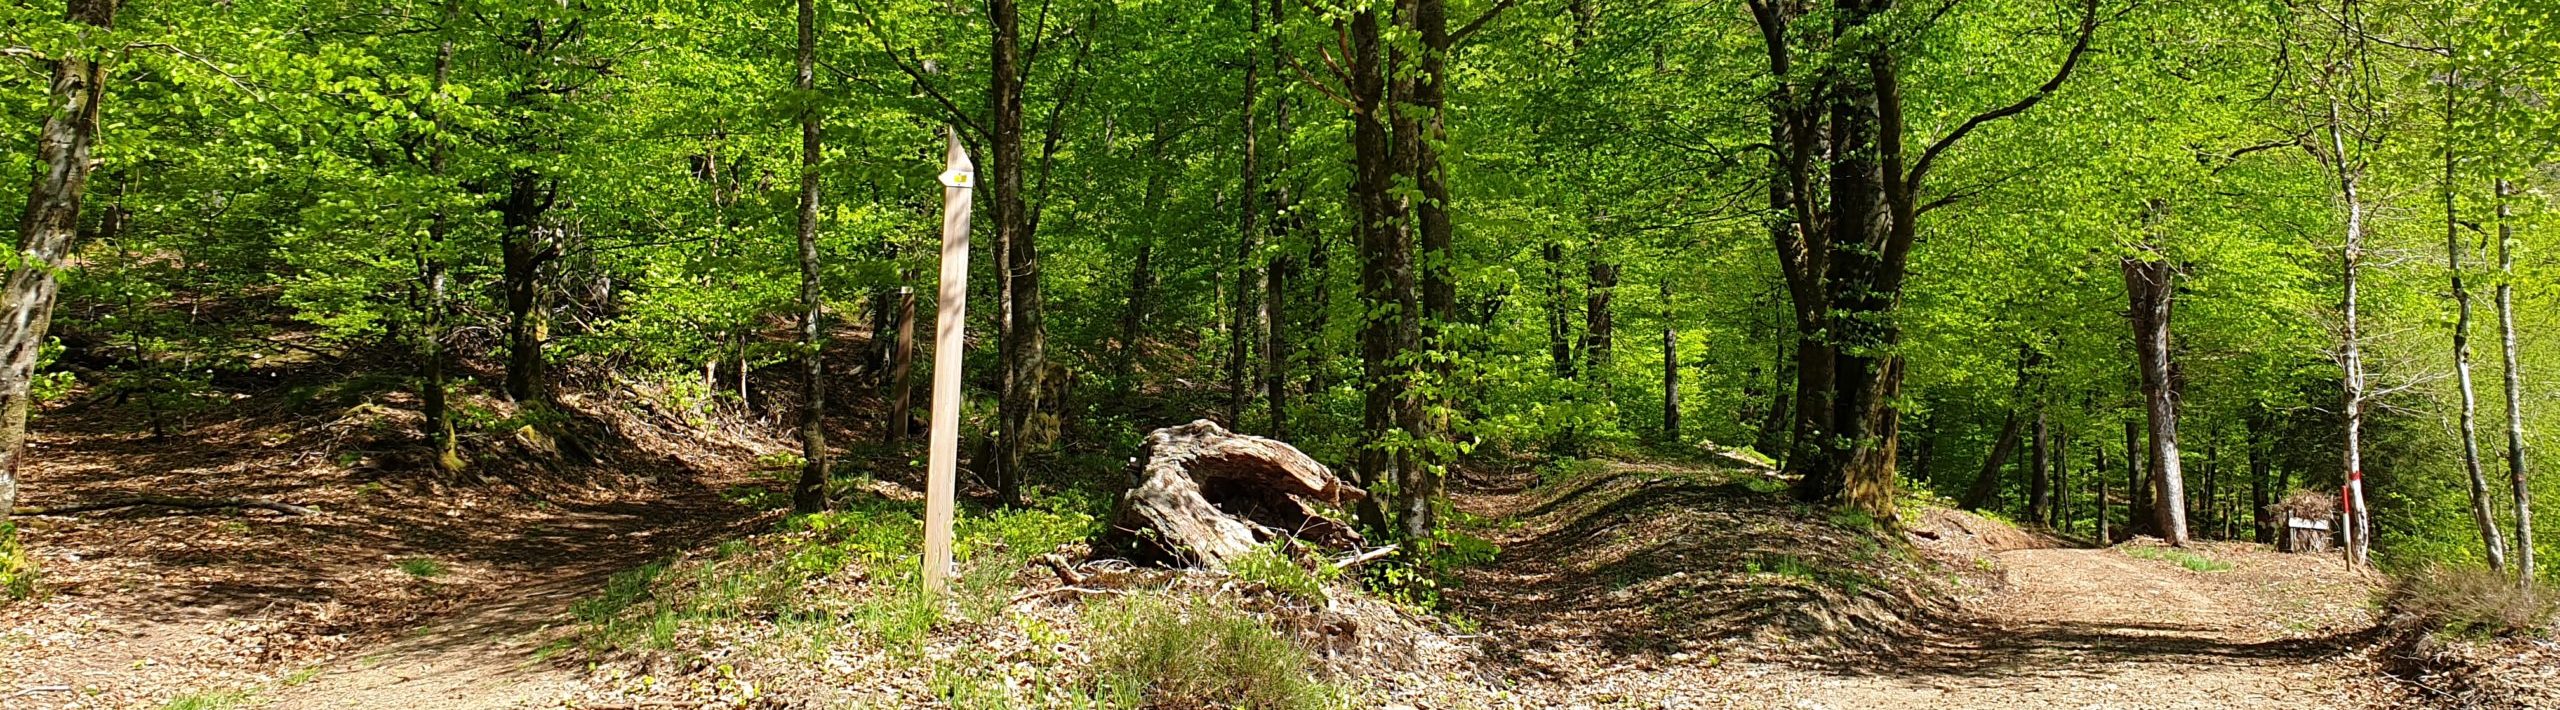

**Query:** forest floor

left=3, top=385, right=2409, bottom=709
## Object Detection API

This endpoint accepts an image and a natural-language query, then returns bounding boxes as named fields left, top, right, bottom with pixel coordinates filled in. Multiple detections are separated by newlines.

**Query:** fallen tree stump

left=1108, top=420, right=1365, bottom=569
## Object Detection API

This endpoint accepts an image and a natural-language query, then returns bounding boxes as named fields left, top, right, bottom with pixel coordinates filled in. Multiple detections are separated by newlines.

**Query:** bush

left=1087, top=596, right=1340, bottom=709
left=2386, top=564, right=2558, bottom=639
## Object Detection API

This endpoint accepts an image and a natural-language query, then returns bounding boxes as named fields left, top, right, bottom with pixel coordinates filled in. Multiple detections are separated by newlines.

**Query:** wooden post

left=923, top=130, right=975, bottom=595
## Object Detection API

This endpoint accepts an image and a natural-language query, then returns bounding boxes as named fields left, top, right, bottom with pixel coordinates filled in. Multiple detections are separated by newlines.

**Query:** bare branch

left=1451, top=0, right=1523, bottom=45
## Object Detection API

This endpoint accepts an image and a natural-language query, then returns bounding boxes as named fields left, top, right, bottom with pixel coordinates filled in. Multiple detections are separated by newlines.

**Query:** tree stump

left=1107, top=420, right=1366, bottom=569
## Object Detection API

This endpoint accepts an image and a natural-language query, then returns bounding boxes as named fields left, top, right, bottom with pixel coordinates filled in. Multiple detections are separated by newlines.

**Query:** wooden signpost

left=923, top=129, right=975, bottom=595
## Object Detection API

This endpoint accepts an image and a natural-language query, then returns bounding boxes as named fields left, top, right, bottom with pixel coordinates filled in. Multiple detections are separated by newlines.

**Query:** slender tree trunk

left=1228, top=8, right=1261, bottom=429
left=2095, top=430, right=2111, bottom=542
left=499, top=172, right=555, bottom=406
left=1543, top=242, right=1577, bottom=380
left=2329, top=103, right=2371, bottom=566
left=1584, top=256, right=1617, bottom=387
left=2250, top=410, right=2274, bottom=544
left=422, top=20, right=462, bottom=477
left=2125, top=199, right=2189, bottom=546
left=1347, top=5, right=1403, bottom=535
left=885, top=287, right=917, bottom=444
left=789, top=0, right=831, bottom=513
left=1114, top=128, right=1169, bottom=394
left=990, top=0, right=1044, bottom=506
left=2496, top=179, right=2535, bottom=583
left=2445, top=102, right=2508, bottom=569
left=1263, top=0, right=1293, bottom=438
left=1, top=0, right=114, bottom=516
left=2052, top=422, right=2069, bottom=529
left=1662, top=280, right=1680, bottom=441
left=2029, top=408, right=2052, bottom=525
left=1394, top=0, right=1454, bottom=547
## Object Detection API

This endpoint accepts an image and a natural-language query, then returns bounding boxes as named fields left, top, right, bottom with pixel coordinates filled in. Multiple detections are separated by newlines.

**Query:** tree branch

left=1451, top=0, right=1523, bottom=45
left=1903, top=0, right=2100, bottom=196
left=841, top=0, right=986, bottom=140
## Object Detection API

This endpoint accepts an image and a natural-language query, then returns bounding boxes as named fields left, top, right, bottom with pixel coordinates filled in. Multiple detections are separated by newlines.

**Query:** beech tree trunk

left=2250, top=411, right=2274, bottom=544
left=1584, top=252, right=1617, bottom=385
left=789, top=0, right=830, bottom=513
left=1543, top=242, right=1577, bottom=380
left=989, top=0, right=1047, bottom=506
left=2051, top=422, right=2068, bottom=529
left=2329, top=105, right=2371, bottom=566
left=1114, top=126, right=1169, bottom=395
left=2496, top=179, right=2535, bottom=583
left=1, top=0, right=117, bottom=517
left=421, top=18, right=462, bottom=477
left=2125, top=199, right=2189, bottom=545
left=2445, top=112, right=2508, bottom=570
left=1263, top=0, right=1293, bottom=438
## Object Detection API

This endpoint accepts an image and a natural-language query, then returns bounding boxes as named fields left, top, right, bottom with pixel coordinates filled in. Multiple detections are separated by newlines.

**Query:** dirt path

left=1735, top=546, right=2379, bottom=709
left=1441, top=463, right=2386, bottom=710
left=0, top=386, right=769, bottom=709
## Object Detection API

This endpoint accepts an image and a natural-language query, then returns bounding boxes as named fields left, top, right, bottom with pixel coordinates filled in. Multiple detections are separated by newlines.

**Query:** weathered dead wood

left=1108, top=419, right=1365, bottom=569
left=14, top=495, right=316, bottom=517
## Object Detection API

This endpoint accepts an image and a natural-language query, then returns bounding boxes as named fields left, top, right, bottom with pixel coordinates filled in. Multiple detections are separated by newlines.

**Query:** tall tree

left=789, top=0, right=831, bottom=514
left=2125, top=199, right=2189, bottom=545
left=1, top=0, right=118, bottom=516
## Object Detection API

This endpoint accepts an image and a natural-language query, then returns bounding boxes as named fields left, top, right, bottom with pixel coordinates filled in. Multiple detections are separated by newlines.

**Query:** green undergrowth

left=567, top=488, right=1372, bottom=707
left=2124, top=545, right=2233, bottom=572
left=0, top=522, right=38, bottom=600
left=569, top=493, right=1100, bottom=656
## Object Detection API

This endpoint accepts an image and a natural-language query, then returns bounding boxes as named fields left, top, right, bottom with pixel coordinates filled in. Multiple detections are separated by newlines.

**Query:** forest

left=3, top=0, right=2560, bottom=707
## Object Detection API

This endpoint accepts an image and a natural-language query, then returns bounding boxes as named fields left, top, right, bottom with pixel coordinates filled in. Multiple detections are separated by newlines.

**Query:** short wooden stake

left=923, top=130, right=975, bottom=595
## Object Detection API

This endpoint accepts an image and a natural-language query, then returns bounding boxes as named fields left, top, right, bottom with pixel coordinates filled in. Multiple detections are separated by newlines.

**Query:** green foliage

left=1085, top=596, right=1343, bottom=710
left=2386, top=565, right=2558, bottom=639
left=0, top=522, right=37, bottom=601
left=1230, top=544, right=1341, bottom=606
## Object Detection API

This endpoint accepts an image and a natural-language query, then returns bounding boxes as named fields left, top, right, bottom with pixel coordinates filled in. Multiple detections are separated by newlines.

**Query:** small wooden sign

left=922, top=129, right=974, bottom=595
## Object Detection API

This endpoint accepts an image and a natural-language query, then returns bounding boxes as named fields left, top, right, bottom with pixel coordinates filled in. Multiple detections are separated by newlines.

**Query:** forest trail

left=1747, top=545, right=2379, bottom=709
left=1446, top=460, right=2388, bottom=709
left=0, top=384, right=769, bottom=709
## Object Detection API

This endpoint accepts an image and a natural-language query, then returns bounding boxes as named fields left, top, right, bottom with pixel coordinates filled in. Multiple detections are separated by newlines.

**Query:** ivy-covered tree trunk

left=789, top=0, right=830, bottom=514
left=1, top=0, right=117, bottom=517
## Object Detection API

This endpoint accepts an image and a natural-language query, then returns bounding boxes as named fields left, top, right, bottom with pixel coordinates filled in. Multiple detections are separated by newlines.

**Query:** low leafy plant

left=2386, top=564, right=2557, bottom=639
left=160, top=690, right=252, bottom=710
left=0, top=522, right=39, bottom=600
left=1231, top=544, right=1340, bottom=605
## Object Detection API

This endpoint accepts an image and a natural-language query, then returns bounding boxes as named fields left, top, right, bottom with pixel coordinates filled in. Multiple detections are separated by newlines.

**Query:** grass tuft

left=1231, top=544, right=1339, bottom=606
left=1086, top=596, right=1342, bottom=709
left=161, top=690, right=252, bottom=710
left=2386, top=564, right=2557, bottom=639
left=2123, top=546, right=2231, bottom=572
left=395, top=557, right=447, bottom=579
